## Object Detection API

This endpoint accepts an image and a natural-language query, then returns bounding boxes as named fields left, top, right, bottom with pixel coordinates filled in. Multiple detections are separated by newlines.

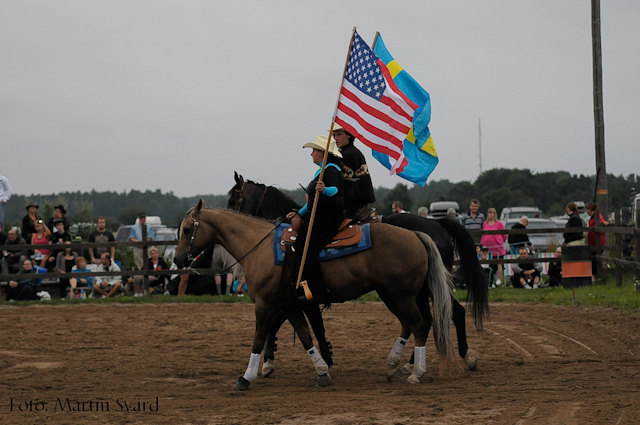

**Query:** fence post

left=615, top=210, right=623, bottom=287
left=636, top=209, right=640, bottom=293
left=142, top=224, right=149, bottom=294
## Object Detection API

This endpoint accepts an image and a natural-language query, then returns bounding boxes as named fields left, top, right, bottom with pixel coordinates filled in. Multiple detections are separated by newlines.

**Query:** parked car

left=500, top=206, right=544, bottom=222
left=115, top=225, right=134, bottom=242
left=428, top=201, right=460, bottom=219
left=115, top=224, right=178, bottom=265
left=503, top=218, right=560, bottom=253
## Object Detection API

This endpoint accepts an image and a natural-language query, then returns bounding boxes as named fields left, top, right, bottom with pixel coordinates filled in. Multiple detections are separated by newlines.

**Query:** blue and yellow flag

left=371, top=34, right=438, bottom=186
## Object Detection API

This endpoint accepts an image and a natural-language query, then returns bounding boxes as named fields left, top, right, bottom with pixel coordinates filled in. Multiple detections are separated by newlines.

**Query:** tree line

left=4, top=169, right=638, bottom=231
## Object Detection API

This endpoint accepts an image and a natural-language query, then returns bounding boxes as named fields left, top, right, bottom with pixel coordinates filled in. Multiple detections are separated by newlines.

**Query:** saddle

left=281, top=219, right=364, bottom=251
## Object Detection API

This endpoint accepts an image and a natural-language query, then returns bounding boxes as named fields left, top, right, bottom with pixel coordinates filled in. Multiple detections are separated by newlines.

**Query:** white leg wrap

left=307, top=346, right=329, bottom=375
left=412, top=346, right=427, bottom=378
left=387, top=337, right=408, bottom=366
left=242, top=353, right=261, bottom=383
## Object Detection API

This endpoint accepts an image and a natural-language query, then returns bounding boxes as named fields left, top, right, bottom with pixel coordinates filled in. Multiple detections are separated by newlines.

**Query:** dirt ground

left=1, top=301, right=639, bottom=425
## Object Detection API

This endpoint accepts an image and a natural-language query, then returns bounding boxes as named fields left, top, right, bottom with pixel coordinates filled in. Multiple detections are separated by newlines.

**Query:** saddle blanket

left=273, top=223, right=372, bottom=265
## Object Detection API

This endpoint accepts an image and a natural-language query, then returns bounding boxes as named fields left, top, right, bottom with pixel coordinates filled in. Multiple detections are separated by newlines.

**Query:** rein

left=186, top=209, right=280, bottom=275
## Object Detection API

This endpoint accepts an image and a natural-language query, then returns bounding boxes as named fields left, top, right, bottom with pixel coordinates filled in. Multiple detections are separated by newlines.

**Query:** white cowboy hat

left=303, top=135, right=343, bottom=158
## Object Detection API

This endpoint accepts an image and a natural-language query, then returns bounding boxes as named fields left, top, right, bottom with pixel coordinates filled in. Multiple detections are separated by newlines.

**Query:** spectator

left=233, top=271, right=248, bottom=297
left=548, top=247, right=562, bottom=287
left=478, top=246, right=494, bottom=287
left=512, top=247, right=541, bottom=289
left=47, top=205, right=70, bottom=235
left=54, top=241, right=78, bottom=298
left=69, top=256, right=93, bottom=299
left=5, top=259, right=39, bottom=301
left=446, top=208, right=457, bottom=218
left=132, top=246, right=169, bottom=296
left=508, top=216, right=534, bottom=255
left=0, top=173, right=11, bottom=229
left=49, top=218, right=72, bottom=263
left=22, top=202, right=41, bottom=244
left=93, top=253, right=122, bottom=298
left=211, top=245, right=242, bottom=295
left=332, top=125, right=376, bottom=219
left=586, top=202, right=608, bottom=277
left=480, top=207, right=507, bottom=286
left=391, top=201, right=407, bottom=214
left=129, top=212, right=155, bottom=269
left=88, top=217, right=116, bottom=264
left=2, top=229, right=28, bottom=276
left=0, top=223, right=7, bottom=246
left=31, top=220, right=52, bottom=269
left=563, top=202, right=584, bottom=246
left=461, top=199, right=485, bottom=244
left=417, top=207, right=428, bottom=218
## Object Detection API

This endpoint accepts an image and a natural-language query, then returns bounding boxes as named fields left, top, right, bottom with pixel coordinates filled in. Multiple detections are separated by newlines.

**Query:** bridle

left=184, top=207, right=280, bottom=270
left=233, top=181, right=269, bottom=216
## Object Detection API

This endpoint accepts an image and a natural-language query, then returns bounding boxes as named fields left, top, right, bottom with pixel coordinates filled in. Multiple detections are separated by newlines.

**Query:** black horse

left=227, top=172, right=488, bottom=374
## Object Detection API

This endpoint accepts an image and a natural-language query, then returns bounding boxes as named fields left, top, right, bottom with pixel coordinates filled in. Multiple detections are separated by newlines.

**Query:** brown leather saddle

left=281, top=219, right=362, bottom=251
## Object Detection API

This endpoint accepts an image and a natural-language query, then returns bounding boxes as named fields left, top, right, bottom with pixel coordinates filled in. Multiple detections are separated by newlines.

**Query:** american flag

left=334, top=32, right=419, bottom=174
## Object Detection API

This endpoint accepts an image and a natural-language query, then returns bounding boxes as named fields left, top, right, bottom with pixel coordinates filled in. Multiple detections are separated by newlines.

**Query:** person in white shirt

left=0, top=174, right=11, bottom=229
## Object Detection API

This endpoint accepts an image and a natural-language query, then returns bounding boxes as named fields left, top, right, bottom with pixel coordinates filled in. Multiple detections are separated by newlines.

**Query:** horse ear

left=234, top=171, right=243, bottom=185
left=195, top=199, right=204, bottom=214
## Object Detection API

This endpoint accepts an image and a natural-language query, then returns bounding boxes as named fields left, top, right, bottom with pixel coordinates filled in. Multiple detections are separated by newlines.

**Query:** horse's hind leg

left=280, top=306, right=332, bottom=387
left=452, top=297, right=478, bottom=370
left=393, top=297, right=430, bottom=384
left=262, top=312, right=286, bottom=377
left=376, top=289, right=412, bottom=380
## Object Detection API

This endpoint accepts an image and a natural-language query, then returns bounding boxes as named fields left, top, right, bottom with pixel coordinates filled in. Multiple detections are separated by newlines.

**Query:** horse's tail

left=414, top=231, right=455, bottom=366
left=437, top=218, right=490, bottom=330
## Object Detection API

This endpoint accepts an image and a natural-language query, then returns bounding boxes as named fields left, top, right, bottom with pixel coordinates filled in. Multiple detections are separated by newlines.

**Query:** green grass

left=3, top=274, right=639, bottom=313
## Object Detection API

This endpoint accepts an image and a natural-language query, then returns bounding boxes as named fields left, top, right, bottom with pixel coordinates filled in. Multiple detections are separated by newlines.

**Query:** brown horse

left=174, top=201, right=454, bottom=390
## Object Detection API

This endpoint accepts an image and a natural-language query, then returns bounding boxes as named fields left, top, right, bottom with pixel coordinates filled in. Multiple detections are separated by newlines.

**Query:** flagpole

left=372, top=31, right=380, bottom=49
left=295, top=27, right=357, bottom=291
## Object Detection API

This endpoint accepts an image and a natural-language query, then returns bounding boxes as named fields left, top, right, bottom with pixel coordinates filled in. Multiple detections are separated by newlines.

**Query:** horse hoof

left=386, top=365, right=401, bottom=381
left=262, top=359, right=275, bottom=378
left=235, top=377, right=251, bottom=391
left=398, top=362, right=413, bottom=376
left=316, top=373, right=332, bottom=387
left=464, top=354, right=478, bottom=371
left=406, top=373, right=420, bottom=385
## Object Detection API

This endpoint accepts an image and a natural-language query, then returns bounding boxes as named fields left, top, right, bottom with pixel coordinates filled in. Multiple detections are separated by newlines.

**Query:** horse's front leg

left=280, top=306, right=332, bottom=387
left=235, top=302, right=278, bottom=391
left=262, top=312, right=287, bottom=377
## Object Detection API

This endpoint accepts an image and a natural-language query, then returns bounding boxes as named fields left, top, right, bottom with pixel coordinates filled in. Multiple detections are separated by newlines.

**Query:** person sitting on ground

left=5, top=259, right=39, bottom=301
left=548, top=247, right=562, bottom=287
left=508, top=216, right=535, bottom=255
left=54, top=241, right=77, bottom=298
left=512, top=247, right=542, bottom=289
left=563, top=202, right=584, bottom=245
left=93, top=253, right=122, bottom=298
left=132, top=246, right=169, bottom=296
left=88, top=217, right=116, bottom=264
left=31, top=219, right=52, bottom=269
left=2, top=229, right=28, bottom=276
left=69, top=256, right=93, bottom=299
left=233, top=271, right=249, bottom=297
left=417, top=207, right=428, bottom=218
left=332, top=125, right=376, bottom=220
left=47, top=205, right=71, bottom=235
left=21, top=202, right=41, bottom=244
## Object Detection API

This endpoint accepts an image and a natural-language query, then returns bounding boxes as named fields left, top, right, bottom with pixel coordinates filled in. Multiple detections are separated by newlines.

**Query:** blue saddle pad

left=273, top=223, right=372, bottom=265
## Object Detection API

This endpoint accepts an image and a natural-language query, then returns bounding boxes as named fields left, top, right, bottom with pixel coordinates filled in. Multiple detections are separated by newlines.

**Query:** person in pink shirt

left=480, top=208, right=507, bottom=287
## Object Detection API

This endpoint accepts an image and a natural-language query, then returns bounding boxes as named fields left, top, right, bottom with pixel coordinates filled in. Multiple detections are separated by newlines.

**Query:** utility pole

left=478, top=117, right=482, bottom=176
left=592, top=0, right=608, bottom=218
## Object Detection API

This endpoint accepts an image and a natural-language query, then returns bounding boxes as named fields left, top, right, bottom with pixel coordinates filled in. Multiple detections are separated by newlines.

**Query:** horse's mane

left=230, top=178, right=301, bottom=219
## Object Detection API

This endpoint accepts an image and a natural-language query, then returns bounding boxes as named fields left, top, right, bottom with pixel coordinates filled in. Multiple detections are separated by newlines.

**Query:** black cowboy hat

left=54, top=204, right=67, bottom=214
left=25, top=202, right=39, bottom=210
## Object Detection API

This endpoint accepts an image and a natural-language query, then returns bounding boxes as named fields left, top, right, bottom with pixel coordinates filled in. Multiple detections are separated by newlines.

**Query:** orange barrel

left=561, top=246, right=592, bottom=287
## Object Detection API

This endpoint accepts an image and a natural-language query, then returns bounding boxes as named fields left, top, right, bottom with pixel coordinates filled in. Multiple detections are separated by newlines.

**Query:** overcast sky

left=1, top=1, right=638, bottom=198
